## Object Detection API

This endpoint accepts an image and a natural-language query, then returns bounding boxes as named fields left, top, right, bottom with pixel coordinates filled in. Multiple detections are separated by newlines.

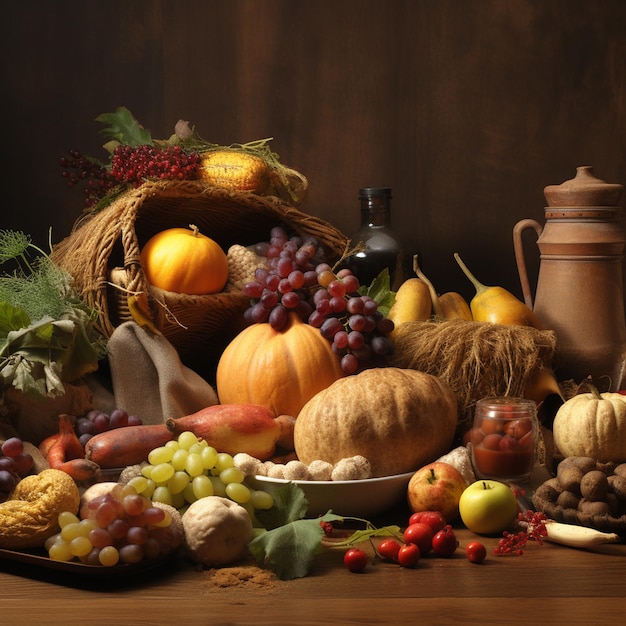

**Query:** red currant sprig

left=494, top=510, right=547, bottom=556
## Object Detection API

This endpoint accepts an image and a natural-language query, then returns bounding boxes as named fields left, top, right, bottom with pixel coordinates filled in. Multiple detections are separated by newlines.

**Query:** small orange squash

left=140, top=224, right=229, bottom=295
left=216, top=313, right=344, bottom=418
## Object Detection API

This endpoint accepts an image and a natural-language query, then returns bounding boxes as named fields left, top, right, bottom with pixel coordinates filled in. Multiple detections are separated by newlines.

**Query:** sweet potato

left=85, top=424, right=173, bottom=468
left=56, top=458, right=101, bottom=482
left=166, top=404, right=281, bottom=460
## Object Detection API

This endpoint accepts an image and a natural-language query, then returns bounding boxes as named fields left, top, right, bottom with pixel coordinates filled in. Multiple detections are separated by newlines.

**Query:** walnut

left=0, top=469, right=80, bottom=549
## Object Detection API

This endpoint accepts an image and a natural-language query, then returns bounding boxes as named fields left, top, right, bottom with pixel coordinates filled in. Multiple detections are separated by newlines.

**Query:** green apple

left=458, top=479, right=518, bottom=535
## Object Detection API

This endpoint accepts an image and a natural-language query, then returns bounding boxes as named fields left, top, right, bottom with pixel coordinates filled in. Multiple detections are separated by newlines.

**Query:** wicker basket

left=51, top=179, right=349, bottom=373
left=532, top=476, right=626, bottom=535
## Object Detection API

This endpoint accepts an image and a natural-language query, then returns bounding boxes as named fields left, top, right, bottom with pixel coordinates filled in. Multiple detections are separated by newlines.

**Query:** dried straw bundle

left=389, top=319, right=557, bottom=429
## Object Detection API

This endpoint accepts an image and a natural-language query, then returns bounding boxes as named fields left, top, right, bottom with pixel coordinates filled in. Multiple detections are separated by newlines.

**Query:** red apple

left=407, top=461, right=469, bottom=522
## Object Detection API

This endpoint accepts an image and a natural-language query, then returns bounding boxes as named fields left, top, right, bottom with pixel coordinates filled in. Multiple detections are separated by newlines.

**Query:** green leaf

left=248, top=517, right=325, bottom=580
left=248, top=511, right=344, bottom=580
left=357, top=268, right=396, bottom=316
left=0, top=301, right=30, bottom=337
left=254, top=482, right=309, bottom=530
left=331, top=525, right=403, bottom=548
left=96, top=107, right=153, bottom=148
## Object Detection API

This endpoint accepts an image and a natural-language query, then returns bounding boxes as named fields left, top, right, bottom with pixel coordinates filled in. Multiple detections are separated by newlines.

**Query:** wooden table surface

left=2, top=499, right=625, bottom=626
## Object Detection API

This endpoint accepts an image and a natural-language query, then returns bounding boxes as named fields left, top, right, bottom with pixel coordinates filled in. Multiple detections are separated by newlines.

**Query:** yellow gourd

left=140, top=224, right=229, bottom=295
left=454, top=253, right=541, bottom=327
left=215, top=313, right=344, bottom=418
left=413, top=255, right=472, bottom=321
left=387, top=277, right=432, bottom=337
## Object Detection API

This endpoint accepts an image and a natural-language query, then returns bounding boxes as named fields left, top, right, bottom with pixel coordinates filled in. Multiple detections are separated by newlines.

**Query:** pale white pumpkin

left=552, top=391, right=626, bottom=462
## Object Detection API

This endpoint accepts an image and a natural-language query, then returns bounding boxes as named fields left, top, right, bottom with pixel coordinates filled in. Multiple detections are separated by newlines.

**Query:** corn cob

left=197, top=150, right=270, bottom=193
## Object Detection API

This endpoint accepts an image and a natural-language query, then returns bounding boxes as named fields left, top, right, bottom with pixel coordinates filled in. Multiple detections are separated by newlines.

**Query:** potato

left=556, top=490, right=580, bottom=510
left=556, top=463, right=584, bottom=494
left=578, top=498, right=611, bottom=516
left=613, top=463, right=626, bottom=478
left=560, top=456, right=597, bottom=473
left=608, top=474, right=626, bottom=501
left=579, top=470, right=609, bottom=502
left=606, top=493, right=622, bottom=517
left=537, top=477, right=563, bottom=500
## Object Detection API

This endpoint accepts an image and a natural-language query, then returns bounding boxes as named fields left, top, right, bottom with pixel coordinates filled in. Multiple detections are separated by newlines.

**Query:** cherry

left=403, top=522, right=434, bottom=555
left=377, top=538, right=402, bottom=562
left=397, top=543, right=420, bottom=568
left=465, top=541, right=487, bottom=564
left=408, top=511, right=447, bottom=534
left=343, top=548, right=368, bottom=573
left=432, top=525, right=459, bottom=557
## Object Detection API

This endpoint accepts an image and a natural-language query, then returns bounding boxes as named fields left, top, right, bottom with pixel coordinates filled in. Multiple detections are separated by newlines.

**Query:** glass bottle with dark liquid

left=343, top=187, right=404, bottom=290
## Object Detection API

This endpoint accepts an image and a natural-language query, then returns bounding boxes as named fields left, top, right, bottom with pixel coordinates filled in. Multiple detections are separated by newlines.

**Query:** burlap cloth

left=107, top=321, right=218, bottom=424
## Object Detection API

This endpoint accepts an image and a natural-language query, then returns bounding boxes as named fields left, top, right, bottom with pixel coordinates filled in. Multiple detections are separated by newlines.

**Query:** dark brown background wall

left=3, top=0, right=626, bottom=303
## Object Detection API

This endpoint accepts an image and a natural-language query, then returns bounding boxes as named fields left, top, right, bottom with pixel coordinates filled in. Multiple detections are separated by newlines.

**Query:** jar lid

left=544, top=166, right=623, bottom=208
left=359, top=187, right=392, bottom=199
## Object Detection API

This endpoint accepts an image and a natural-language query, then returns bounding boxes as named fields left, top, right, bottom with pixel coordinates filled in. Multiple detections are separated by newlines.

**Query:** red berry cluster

left=109, top=144, right=199, bottom=187
left=60, top=144, right=200, bottom=207
left=60, top=150, right=118, bottom=207
left=494, top=510, right=547, bottom=556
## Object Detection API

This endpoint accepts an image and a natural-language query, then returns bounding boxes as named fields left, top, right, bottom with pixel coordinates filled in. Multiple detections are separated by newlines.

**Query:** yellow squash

left=454, top=253, right=541, bottom=327
left=387, top=277, right=432, bottom=338
left=413, top=255, right=472, bottom=321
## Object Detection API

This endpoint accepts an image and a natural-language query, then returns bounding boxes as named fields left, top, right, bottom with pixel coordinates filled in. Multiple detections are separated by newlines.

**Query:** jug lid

left=544, top=166, right=623, bottom=208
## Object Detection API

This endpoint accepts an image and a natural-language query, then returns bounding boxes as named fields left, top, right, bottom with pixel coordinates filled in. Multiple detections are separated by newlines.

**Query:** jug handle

left=513, top=218, right=543, bottom=309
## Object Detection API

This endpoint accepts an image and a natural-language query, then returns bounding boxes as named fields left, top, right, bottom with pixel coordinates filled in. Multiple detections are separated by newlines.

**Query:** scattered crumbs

left=201, top=565, right=280, bottom=591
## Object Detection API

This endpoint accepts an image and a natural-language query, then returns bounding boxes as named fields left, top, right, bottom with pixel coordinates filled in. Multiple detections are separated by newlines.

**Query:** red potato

left=166, top=404, right=284, bottom=460
left=85, top=424, right=174, bottom=468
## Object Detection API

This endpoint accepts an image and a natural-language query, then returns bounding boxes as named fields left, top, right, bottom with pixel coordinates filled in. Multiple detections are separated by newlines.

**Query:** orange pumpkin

left=140, top=224, right=229, bottom=295
left=216, top=313, right=344, bottom=418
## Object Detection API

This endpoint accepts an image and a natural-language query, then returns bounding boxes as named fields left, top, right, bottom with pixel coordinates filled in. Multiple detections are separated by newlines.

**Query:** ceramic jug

left=513, top=166, right=626, bottom=391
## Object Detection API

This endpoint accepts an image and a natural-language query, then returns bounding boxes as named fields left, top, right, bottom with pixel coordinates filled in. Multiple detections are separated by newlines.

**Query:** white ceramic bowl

left=248, top=472, right=414, bottom=518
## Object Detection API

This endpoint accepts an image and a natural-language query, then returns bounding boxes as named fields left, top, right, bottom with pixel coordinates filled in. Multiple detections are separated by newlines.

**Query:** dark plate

left=0, top=547, right=172, bottom=577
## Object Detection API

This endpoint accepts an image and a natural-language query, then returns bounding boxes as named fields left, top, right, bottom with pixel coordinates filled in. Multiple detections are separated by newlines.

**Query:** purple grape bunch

left=242, top=226, right=394, bottom=374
